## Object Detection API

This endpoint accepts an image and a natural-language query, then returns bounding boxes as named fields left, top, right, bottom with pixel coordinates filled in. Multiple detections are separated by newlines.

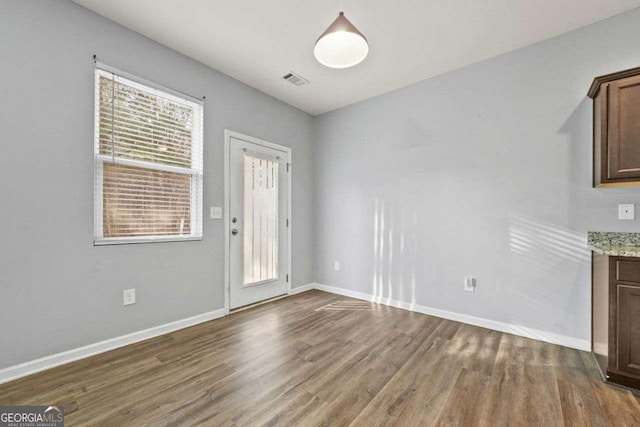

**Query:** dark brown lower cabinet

left=592, top=254, right=640, bottom=390
left=615, top=284, right=640, bottom=377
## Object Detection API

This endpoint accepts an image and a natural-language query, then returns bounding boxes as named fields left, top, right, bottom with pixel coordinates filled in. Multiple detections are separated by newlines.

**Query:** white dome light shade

left=314, top=12, right=369, bottom=69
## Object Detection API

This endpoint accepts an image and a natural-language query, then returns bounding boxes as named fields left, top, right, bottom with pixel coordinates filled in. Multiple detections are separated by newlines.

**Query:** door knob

left=231, top=229, right=239, bottom=236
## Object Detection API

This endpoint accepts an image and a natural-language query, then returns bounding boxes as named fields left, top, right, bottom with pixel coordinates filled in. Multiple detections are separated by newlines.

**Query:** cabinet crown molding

left=588, top=66, right=640, bottom=99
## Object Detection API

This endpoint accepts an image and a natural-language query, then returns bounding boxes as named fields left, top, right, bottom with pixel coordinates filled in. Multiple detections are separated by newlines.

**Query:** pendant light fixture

left=314, top=6, right=368, bottom=69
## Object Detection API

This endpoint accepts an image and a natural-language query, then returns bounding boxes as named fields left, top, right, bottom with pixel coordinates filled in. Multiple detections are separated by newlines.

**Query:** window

left=243, top=153, right=279, bottom=285
left=94, top=67, right=203, bottom=245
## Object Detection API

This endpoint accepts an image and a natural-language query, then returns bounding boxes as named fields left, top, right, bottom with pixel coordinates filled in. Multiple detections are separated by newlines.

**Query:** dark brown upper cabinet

left=589, top=67, right=640, bottom=187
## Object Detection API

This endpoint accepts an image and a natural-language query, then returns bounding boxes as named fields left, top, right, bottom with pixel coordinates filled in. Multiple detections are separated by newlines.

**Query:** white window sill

left=94, top=235, right=202, bottom=246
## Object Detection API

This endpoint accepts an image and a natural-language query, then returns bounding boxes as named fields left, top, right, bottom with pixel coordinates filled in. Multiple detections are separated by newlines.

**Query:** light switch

left=618, top=204, right=635, bottom=220
left=210, top=207, right=223, bottom=219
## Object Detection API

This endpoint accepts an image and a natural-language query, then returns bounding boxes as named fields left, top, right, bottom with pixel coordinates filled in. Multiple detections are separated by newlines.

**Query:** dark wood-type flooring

left=1, top=290, right=639, bottom=426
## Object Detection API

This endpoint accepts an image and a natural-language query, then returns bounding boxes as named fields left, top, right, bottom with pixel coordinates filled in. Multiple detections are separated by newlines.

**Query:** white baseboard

left=289, top=283, right=316, bottom=295
left=0, top=309, right=225, bottom=385
left=314, top=283, right=590, bottom=352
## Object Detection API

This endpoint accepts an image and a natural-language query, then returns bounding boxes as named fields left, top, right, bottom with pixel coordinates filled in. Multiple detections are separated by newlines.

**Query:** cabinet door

left=608, top=75, right=640, bottom=180
left=616, top=283, right=640, bottom=377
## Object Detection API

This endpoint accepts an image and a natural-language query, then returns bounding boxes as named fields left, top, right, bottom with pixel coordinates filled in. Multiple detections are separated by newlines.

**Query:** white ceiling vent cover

left=283, top=72, right=309, bottom=86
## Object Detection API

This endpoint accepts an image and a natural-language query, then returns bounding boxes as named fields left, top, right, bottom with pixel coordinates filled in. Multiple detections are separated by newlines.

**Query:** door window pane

left=243, top=154, right=279, bottom=285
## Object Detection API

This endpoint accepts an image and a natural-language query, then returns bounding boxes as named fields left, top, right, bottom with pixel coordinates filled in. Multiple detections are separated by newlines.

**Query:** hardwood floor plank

left=435, top=368, right=492, bottom=426
left=351, top=321, right=462, bottom=426
left=480, top=362, right=528, bottom=426
left=0, top=290, right=637, bottom=426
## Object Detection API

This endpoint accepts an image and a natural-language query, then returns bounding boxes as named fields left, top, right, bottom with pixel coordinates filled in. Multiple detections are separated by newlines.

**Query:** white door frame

left=224, top=129, right=292, bottom=314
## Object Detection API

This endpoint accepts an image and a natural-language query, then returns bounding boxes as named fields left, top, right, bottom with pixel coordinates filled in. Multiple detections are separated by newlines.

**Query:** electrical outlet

left=618, top=204, right=635, bottom=220
left=464, top=277, right=476, bottom=292
left=334, top=261, right=340, bottom=271
left=123, top=289, right=136, bottom=306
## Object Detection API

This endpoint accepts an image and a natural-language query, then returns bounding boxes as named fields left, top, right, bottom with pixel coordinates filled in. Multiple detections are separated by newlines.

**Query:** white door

left=227, top=132, right=289, bottom=310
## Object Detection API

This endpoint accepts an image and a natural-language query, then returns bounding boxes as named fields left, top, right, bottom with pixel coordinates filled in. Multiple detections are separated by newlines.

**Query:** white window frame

left=93, top=63, right=204, bottom=245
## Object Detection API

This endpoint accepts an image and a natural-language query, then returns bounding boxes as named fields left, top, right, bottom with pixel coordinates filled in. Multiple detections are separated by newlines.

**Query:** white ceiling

left=74, top=0, right=640, bottom=115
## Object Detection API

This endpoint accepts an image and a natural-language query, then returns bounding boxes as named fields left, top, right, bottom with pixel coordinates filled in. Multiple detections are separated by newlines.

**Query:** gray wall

left=0, top=0, right=314, bottom=369
left=313, top=9, right=640, bottom=343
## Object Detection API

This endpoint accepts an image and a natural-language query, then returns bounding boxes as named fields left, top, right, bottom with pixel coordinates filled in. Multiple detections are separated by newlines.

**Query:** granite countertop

left=588, top=232, right=640, bottom=257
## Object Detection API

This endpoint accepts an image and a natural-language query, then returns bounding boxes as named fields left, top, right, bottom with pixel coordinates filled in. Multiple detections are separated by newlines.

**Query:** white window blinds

left=94, top=67, right=204, bottom=244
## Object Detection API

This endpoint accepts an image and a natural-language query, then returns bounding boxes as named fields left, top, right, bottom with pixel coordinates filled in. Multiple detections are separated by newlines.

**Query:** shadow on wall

left=508, top=213, right=588, bottom=264
left=561, top=98, right=591, bottom=191
left=507, top=212, right=590, bottom=332
left=503, top=93, right=591, bottom=339
left=372, top=197, right=419, bottom=306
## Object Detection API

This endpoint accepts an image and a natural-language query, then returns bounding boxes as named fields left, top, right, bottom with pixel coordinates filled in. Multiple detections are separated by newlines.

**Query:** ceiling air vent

left=283, top=72, right=309, bottom=86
